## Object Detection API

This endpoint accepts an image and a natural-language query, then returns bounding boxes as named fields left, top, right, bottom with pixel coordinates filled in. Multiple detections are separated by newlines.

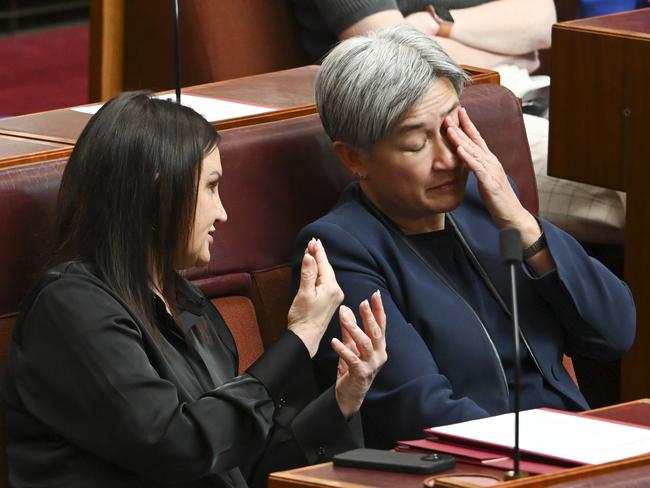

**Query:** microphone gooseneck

left=499, top=228, right=528, bottom=480
left=173, top=0, right=181, bottom=104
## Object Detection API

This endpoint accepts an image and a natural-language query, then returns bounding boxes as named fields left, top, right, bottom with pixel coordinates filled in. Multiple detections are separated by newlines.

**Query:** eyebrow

left=395, top=101, right=461, bottom=134
left=207, top=170, right=222, bottom=180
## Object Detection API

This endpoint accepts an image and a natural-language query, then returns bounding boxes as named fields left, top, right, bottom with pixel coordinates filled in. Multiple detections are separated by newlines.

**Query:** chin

left=429, top=193, right=465, bottom=214
left=195, top=255, right=210, bottom=268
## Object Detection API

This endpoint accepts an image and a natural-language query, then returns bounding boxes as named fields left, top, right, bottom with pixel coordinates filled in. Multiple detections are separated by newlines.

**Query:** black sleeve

left=311, top=0, right=495, bottom=35
left=309, top=0, right=399, bottom=36
left=11, top=275, right=331, bottom=484
left=244, top=330, right=363, bottom=487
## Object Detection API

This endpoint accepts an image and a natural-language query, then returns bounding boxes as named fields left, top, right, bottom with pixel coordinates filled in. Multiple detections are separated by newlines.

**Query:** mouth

left=208, top=227, right=215, bottom=243
left=429, top=180, right=457, bottom=192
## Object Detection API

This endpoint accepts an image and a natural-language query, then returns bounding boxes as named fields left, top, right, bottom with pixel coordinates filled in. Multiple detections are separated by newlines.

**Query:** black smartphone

left=332, top=448, right=455, bottom=474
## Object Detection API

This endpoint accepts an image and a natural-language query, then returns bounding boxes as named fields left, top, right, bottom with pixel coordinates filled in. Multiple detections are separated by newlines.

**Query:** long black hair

left=53, top=91, right=219, bottom=337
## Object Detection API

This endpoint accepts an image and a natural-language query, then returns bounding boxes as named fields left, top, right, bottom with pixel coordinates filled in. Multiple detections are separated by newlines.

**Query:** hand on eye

left=444, top=107, right=533, bottom=231
left=331, top=291, right=387, bottom=419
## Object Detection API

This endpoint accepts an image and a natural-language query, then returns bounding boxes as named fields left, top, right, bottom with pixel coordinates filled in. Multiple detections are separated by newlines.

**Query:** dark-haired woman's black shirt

left=2, top=262, right=360, bottom=488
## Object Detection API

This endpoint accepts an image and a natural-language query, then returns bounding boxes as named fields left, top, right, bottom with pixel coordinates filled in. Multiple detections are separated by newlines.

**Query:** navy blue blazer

left=294, top=178, right=636, bottom=448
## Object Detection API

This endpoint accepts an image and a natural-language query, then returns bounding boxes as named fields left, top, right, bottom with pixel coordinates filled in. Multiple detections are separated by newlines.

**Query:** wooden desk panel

left=0, top=110, right=91, bottom=146
left=186, top=66, right=318, bottom=109
left=548, top=8, right=650, bottom=401
left=0, top=135, right=70, bottom=169
left=0, top=65, right=499, bottom=147
left=0, top=66, right=322, bottom=146
left=269, top=401, right=650, bottom=488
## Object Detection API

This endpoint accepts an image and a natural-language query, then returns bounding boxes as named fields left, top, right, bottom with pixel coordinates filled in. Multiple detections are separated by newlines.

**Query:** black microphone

left=172, top=0, right=182, bottom=104
left=499, top=228, right=528, bottom=480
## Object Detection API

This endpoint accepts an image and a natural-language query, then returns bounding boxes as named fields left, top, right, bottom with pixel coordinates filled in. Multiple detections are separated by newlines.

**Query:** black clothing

left=2, top=262, right=361, bottom=487
left=406, top=222, right=570, bottom=412
left=291, top=0, right=493, bottom=62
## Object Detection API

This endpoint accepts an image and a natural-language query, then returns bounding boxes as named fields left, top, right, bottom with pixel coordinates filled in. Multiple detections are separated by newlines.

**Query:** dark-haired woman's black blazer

left=3, top=262, right=360, bottom=488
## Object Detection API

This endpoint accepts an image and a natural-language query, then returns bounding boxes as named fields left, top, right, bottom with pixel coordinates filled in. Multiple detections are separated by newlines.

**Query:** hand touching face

left=355, top=78, right=469, bottom=234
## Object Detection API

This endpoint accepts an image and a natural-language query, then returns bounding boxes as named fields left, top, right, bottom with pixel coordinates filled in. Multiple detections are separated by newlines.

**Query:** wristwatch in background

left=425, top=5, right=454, bottom=38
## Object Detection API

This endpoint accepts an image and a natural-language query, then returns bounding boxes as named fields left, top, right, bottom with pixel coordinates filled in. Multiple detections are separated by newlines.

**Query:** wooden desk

left=269, top=400, right=650, bottom=488
left=0, top=65, right=499, bottom=148
left=547, top=8, right=650, bottom=401
left=0, top=66, right=322, bottom=146
left=0, top=135, right=70, bottom=169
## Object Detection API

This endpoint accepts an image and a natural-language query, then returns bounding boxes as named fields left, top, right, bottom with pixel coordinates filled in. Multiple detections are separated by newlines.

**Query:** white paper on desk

left=427, top=408, right=650, bottom=465
left=70, top=94, right=275, bottom=122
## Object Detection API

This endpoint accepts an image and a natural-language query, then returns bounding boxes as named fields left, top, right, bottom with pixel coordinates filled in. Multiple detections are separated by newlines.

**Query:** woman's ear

left=333, top=141, right=369, bottom=180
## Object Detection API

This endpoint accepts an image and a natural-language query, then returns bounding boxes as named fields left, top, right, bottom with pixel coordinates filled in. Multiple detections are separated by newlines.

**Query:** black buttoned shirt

left=3, top=262, right=360, bottom=488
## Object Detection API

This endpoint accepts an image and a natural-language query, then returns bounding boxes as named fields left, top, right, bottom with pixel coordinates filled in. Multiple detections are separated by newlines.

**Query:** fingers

left=458, top=107, right=489, bottom=152
left=331, top=337, right=361, bottom=375
left=445, top=108, right=490, bottom=162
left=446, top=119, right=480, bottom=159
left=339, top=304, right=374, bottom=360
left=307, top=238, right=338, bottom=287
left=370, top=290, right=386, bottom=337
left=340, top=306, right=361, bottom=357
left=336, top=354, right=349, bottom=378
left=297, top=251, right=317, bottom=295
left=360, top=296, right=385, bottom=353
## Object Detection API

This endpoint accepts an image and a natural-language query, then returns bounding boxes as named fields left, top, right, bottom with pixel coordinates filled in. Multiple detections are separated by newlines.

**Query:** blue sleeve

left=293, top=220, right=489, bottom=445
left=523, top=218, right=636, bottom=361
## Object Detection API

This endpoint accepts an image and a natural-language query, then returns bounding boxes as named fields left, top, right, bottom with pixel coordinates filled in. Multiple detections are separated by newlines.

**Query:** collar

left=153, top=282, right=209, bottom=336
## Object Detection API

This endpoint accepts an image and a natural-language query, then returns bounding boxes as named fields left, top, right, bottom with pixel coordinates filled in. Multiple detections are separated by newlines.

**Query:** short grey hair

left=316, top=25, right=469, bottom=149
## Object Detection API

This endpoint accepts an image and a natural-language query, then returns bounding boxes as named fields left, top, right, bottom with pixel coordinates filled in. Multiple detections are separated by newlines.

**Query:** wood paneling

left=548, top=8, right=650, bottom=401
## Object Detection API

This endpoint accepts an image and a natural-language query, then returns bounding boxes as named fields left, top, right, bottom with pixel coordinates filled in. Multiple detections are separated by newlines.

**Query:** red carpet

left=0, top=24, right=88, bottom=117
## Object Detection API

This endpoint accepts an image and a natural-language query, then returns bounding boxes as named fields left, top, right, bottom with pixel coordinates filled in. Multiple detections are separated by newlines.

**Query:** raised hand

left=288, top=239, right=344, bottom=358
left=331, top=291, right=387, bottom=418
left=444, top=106, right=536, bottom=233
left=445, top=107, right=555, bottom=273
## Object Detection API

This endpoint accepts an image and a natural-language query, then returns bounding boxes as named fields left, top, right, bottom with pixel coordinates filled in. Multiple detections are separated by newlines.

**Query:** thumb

left=298, top=252, right=317, bottom=295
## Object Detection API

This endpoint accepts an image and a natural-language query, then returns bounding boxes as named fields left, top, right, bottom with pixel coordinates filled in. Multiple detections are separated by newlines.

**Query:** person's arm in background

left=445, top=0, right=556, bottom=55
left=335, top=0, right=555, bottom=71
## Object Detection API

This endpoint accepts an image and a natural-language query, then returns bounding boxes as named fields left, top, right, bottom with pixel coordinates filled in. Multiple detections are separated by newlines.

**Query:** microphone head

left=500, top=227, right=523, bottom=264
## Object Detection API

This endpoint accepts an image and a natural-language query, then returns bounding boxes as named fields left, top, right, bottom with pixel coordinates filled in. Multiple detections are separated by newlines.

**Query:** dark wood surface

left=0, top=64, right=499, bottom=158
left=548, top=8, right=650, bottom=402
left=559, top=7, right=650, bottom=35
left=0, top=66, right=322, bottom=146
left=268, top=400, right=650, bottom=488
left=0, top=135, right=70, bottom=168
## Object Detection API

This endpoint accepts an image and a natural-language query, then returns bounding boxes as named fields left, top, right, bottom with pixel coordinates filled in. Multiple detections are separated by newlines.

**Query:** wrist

left=335, top=387, right=359, bottom=419
left=425, top=5, right=454, bottom=38
left=517, top=213, right=543, bottom=249
left=288, top=325, right=320, bottom=358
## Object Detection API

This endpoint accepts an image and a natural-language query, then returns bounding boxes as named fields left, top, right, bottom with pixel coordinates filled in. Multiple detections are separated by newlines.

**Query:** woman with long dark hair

left=2, top=92, right=387, bottom=488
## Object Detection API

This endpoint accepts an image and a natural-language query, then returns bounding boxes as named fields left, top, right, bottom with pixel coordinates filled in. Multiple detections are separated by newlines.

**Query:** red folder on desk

left=397, top=438, right=569, bottom=474
left=416, top=408, right=650, bottom=466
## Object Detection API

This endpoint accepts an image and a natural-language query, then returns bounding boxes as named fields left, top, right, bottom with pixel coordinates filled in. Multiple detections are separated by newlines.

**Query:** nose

left=215, top=195, right=228, bottom=224
left=432, top=135, right=458, bottom=171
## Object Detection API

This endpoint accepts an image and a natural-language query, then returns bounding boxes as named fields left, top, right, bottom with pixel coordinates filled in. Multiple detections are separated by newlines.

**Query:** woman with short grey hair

left=316, top=26, right=468, bottom=149
left=294, top=25, right=635, bottom=448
